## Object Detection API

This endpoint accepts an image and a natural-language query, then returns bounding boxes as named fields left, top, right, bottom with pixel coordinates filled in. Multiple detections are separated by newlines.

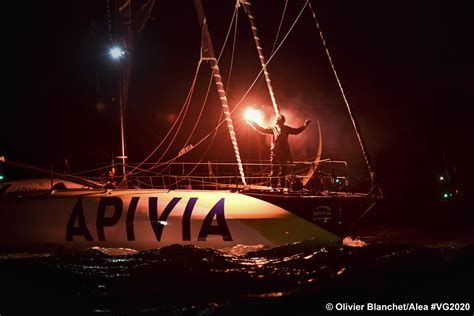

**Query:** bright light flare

left=109, top=47, right=125, bottom=59
left=244, top=108, right=264, bottom=125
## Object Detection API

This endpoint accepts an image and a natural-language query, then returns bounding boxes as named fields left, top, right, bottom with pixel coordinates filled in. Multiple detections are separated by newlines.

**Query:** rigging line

left=233, top=0, right=309, bottom=115
left=165, top=136, right=216, bottom=188
left=217, top=5, right=238, bottom=62
left=163, top=0, right=309, bottom=167
left=125, top=59, right=203, bottom=177
left=252, top=0, right=287, bottom=171
left=149, top=0, right=309, bottom=175
left=146, top=6, right=239, bottom=174
left=130, top=60, right=202, bottom=175
left=3, top=160, right=104, bottom=189
left=181, top=5, right=239, bottom=153
left=181, top=6, right=239, bottom=172
left=271, top=0, right=288, bottom=55
left=170, top=101, right=233, bottom=187
left=163, top=86, right=225, bottom=175
left=149, top=68, right=197, bottom=167
left=130, top=59, right=202, bottom=179
left=156, top=69, right=215, bottom=172
left=182, top=73, right=214, bottom=153
left=239, top=0, right=309, bottom=118
left=149, top=74, right=227, bottom=172
left=123, top=163, right=167, bottom=177
left=195, top=6, right=238, bottom=162
left=226, top=4, right=239, bottom=96
left=143, top=73, right=221, bottom=171
left=307, top=1, right=376, bottom=185
left=178, top=5, right=239, bottom=166
left=138, top=0, right=156, bottom=34
left=70, top=164, right=114, bottom=176
left=150, top=1, right=296, bottom=180
left=194, top=0, right=247, bottom=185
left=151, top=125, right=213, bottom=168
left=149, top=65, right=222, bottom=171
left=257, top=130, right=263, bottom=171
left=241, top=0, right=281, bottom=117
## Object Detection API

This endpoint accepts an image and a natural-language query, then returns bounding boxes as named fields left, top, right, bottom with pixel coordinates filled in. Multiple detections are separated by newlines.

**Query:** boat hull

left=0, top=189, right=351, bottom=252
left=243, top=191, right=372, bottom=236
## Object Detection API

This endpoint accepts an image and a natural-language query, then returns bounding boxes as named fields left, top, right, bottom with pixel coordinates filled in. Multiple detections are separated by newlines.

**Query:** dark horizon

left=5, top=0, right=472, bottom=198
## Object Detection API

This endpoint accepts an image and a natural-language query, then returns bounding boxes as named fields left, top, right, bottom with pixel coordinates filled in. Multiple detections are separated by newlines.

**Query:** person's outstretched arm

left=247, top=120, right=273, bottom=135
left=288, top=119, right=311, bottom=135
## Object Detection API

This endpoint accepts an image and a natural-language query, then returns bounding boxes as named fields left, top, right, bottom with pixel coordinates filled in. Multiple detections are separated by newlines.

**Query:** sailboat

left=0, top=0, right=381, bottom=252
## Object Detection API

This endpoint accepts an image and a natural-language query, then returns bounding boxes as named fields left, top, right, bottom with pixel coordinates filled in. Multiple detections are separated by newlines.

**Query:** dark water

left=1, top=235, right=473, bottom=315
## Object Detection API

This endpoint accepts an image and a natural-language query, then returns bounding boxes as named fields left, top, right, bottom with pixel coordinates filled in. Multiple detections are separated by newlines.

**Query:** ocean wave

left=1, top=241, right=473, bottom=314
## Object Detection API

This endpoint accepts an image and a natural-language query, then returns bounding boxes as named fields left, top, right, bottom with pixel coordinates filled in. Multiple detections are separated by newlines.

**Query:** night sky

left=6, top=0, right=472, bottom=198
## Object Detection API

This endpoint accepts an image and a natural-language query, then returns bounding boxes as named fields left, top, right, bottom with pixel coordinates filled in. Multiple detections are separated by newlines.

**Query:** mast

left=194, top=0, right=247, bottom=185
left=118, top=0, right=132, bottom=181
left=240, top=0, right=280, bottom=117
left=107, top=0, right=128, bottom=181
left=108, top=0, right=155, bottom=183
left=118, top=66, right=127, bottom=179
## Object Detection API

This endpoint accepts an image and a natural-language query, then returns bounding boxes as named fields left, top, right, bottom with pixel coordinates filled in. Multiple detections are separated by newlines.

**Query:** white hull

left=0, top=189, right=341, bottom=252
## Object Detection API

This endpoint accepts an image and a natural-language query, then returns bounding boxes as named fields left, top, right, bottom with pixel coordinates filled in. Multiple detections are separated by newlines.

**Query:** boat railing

left=71, top=159, right=352, bottom=192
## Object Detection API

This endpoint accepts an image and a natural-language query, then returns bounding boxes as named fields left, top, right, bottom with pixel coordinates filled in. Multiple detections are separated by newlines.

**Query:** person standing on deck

left=247, top=114, right=311, bottom=189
